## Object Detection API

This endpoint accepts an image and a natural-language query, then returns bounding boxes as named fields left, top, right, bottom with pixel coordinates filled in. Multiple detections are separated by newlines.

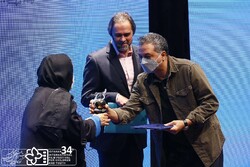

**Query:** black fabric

left=20, top=87, right=90, bottom=167
left=149, top=0, right=190, bottom=59
left=97, top=135, right=143, bottom=167
left=156, top=78, right=176, bottom=123
left=37, top=53, right=73, bottom=91
left=20, top=54, right=97, bottom=167
left=36, top=88, right=72, bottom=130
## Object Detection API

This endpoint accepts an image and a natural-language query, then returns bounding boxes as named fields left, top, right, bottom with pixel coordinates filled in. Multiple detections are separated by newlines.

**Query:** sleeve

left=36, top=115, right=99, bottom=146
left=81, top=55, right=102, bottom=107
left=36, top=88, right=98, bottom=146
left=35, top=89, right=71, bottom=145
left=85, top=115, right=101, bottom=137
left=114, top=79, right=144, bottom=124
left=186, top=63, right=219, bottom=124
left=66, top=101, right=97, bottom=144
left=81, top=54, right=118, bottom=107
left=36, top=88, right=72, bottom=130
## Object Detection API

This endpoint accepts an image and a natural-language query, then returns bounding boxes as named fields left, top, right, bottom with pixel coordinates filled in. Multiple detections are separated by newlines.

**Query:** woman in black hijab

left=20, top=54, right=109, bottom=167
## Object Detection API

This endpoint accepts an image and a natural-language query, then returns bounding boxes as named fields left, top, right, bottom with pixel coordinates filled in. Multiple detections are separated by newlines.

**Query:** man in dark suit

left=81, top=12, right=147, bottom=167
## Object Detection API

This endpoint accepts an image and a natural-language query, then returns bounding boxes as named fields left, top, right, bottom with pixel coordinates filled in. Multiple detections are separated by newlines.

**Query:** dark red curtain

left=149, top=0, right=190, bottom=59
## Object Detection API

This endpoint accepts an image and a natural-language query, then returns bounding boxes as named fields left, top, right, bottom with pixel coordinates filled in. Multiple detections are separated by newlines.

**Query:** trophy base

left=93, top=108, right=106, bottom=114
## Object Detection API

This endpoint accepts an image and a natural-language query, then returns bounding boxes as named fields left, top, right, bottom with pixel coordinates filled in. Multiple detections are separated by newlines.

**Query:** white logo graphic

left=1, top=146, right=76, bottom=166
left=25, top=147, right=48, bottom=166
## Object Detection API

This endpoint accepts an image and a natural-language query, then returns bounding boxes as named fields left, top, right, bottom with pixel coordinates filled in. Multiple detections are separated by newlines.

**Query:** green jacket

left=114, top=56, right=225, bottom=167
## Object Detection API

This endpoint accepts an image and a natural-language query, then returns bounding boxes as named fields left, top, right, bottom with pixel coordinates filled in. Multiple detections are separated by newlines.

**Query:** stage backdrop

left=0, top=0, right=149, bottom=166
left=1, top=1, right=250, bottom=167
left=189, top=0, right=250, bottom=167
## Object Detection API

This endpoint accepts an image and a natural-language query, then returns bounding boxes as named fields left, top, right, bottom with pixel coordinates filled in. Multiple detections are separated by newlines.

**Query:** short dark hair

left=138, top=33, right=169, bottom=54
left=108, top=12, right=136, bottom=36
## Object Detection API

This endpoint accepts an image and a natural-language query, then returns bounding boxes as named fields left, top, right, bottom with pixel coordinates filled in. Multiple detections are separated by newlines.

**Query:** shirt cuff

left=87, top=115, right=101, bottom=137
left=115, top=93, right=120, bottom=103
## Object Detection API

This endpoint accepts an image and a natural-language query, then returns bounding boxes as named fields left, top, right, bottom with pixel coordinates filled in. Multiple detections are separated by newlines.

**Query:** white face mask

left=140, top=52, right=163, bottom=73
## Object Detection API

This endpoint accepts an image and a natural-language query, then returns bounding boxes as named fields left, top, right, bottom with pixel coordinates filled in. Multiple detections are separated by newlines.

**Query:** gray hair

left=138, top=33, right=169, bottom=54
left=108, top=12, right=136, bottom=36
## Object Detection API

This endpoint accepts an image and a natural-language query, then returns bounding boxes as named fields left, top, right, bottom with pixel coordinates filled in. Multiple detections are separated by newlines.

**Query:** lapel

left=131, top=46, right=141, bottom=85
left=106, top=42, right=129, bottom=93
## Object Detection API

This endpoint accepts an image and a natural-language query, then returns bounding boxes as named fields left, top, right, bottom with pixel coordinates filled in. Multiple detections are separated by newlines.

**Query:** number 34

left=61, top=146, right=73, bottom=154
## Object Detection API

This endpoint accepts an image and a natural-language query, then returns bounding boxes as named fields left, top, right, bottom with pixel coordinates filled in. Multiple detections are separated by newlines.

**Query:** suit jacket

left=81, top=42, right=147, bottom=152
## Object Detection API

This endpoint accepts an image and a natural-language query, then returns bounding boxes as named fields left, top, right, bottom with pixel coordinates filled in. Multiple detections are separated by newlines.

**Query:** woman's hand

left=94, top=113, right=110, bottom=126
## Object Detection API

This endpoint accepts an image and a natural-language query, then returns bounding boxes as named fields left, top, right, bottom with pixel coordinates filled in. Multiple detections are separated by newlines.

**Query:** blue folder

left=132, top=124, right=173, bottom=130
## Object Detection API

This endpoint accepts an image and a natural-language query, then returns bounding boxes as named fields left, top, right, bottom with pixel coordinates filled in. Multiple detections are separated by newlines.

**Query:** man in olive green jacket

left=91, top=33, right=225, bottom=167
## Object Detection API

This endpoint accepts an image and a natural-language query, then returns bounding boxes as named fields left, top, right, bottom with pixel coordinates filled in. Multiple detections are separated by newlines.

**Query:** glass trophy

left=92, top=89, right=107, bottom=114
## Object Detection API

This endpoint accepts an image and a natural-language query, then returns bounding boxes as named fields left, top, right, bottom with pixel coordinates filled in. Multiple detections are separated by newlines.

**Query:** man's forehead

left=113, top=21, right=132, bottom=29
left=139, top=43, right=155, bottom=53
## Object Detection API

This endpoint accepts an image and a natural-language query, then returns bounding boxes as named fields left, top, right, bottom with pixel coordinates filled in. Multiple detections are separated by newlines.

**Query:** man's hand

left=89, top=100, right=119, bottom=123
left=164, top=119, right=192, bottom=134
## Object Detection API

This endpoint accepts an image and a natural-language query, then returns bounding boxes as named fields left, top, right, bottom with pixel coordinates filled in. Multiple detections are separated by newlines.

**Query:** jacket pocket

left=139, top=97, right=160, bottom=123
left=176, top=85, right=192, bottom=96
left=175, top=85, right=197, bottom=111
